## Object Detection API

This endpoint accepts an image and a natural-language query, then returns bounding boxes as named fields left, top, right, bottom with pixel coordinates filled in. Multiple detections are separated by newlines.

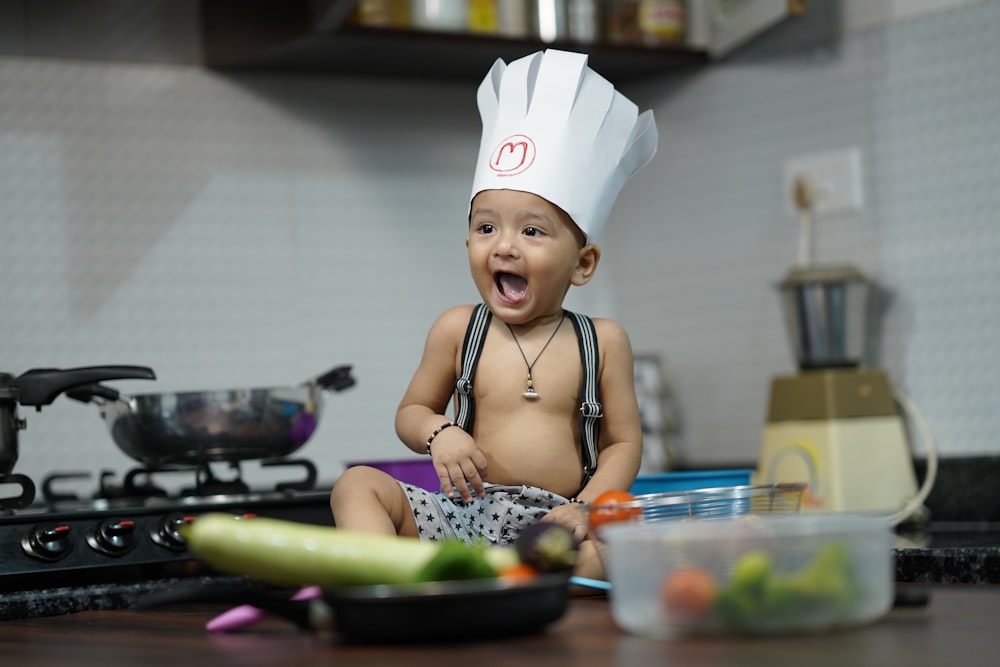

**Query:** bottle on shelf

left=410, top=0, right=469, bottom=32
left=350, top=0, right=411, bottom=28
left=606, top=0, right=685, bottom=46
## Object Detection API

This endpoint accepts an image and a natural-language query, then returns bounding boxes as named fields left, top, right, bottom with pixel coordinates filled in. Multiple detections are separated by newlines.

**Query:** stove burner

left=182, top=464, right=250, bottom=497
left=0, top=473, right=35, bottom=511
left=261, top=457, right=318, bottom=492
left=114, top=469, right=170, bottom=500
left=39, top=457, right=320, bottom=510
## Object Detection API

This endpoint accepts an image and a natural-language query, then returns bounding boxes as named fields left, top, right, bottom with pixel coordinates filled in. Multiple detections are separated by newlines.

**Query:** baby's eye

left=476, top=223, right=496, bottom=235
left=523, top=226, right=542, bottom=237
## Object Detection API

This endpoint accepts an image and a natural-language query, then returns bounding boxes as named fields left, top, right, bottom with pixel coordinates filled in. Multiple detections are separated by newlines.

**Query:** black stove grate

left=37, top=458, right=319, bottom=511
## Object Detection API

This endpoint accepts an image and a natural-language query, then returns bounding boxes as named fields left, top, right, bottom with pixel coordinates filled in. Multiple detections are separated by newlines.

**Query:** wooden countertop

left=1, top=585, right=997, bottom=666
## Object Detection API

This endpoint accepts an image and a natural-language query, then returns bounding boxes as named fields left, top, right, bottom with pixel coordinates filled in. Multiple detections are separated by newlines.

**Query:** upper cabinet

left=0, top=0, right=803, bottom=82
left=200, top=0, right=805, bottom=82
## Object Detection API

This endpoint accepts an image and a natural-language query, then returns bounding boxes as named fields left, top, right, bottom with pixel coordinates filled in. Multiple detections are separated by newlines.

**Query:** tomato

left=497, top=562, right=539, bottom=583
left=661, top=566, right=718, bottom=619
left=587, top=489, right=642, bottom=532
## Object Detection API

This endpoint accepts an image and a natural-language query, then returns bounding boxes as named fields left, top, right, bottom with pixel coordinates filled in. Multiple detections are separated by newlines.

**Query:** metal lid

left=779, top=264, right=867, bottom=287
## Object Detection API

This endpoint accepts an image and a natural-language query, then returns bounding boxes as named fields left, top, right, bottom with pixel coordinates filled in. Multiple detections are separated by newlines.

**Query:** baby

left=330, top=49, right=658, bottom=580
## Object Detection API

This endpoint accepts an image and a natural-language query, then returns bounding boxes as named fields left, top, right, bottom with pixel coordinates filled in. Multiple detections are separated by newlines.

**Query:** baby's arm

left=395, top=306, right=489, bottom=502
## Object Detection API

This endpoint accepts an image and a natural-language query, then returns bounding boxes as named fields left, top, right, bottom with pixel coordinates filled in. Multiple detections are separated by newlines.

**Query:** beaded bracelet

left=425, top=421, right=455, bottom=454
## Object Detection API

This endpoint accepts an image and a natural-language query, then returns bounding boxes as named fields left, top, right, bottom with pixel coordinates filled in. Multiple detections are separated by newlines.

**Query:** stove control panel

left=0, top=494, right=333, bottom=592
left=86, top=518, right=138, bottom=556
left=151, top=513, right=193, bottom=552
left=21, top=524, right=73, bottom=561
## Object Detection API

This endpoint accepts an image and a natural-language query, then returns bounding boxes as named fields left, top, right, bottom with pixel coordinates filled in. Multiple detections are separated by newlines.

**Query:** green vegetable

left=180, top=513, right=518, bottom=587
left=415, top=539, right=499, bottom=582
left=712, top=587, right=756, bottom=629
left=515, top=523, right=579, bottom=572
left=782, top=541, right=855, bottom=604
left=729, top=550, right=772, bottom=595
left=712, top=539, right=860, bottom=629
left=760, top=579, right=800, bottom=616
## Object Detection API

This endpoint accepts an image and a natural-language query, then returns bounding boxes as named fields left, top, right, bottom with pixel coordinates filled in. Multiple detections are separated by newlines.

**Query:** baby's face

left=467, top=189, right=594, bottom=325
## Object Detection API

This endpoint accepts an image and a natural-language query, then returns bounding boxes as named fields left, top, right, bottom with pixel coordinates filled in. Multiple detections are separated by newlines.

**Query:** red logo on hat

left=489, top=135, right=536, bottom=177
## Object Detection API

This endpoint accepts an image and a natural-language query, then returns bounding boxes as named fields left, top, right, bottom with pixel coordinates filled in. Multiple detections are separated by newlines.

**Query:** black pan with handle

left=139, top=572, right=572, bottom=644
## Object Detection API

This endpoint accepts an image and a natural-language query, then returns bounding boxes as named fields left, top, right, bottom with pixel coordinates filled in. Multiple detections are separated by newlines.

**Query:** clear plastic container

left=600, top=513, right=894, bottom=638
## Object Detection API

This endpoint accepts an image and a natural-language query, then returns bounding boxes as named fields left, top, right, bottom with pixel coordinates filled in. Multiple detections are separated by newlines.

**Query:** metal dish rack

left=610, top=483, right=806, bottom=523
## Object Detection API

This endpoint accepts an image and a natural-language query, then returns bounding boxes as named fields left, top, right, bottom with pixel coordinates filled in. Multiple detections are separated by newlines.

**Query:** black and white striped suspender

left=454, top=303, right=492, bottom=432
left=453, top=304, right=603, bottom=487
left=567, top=311, right=602, bottom=486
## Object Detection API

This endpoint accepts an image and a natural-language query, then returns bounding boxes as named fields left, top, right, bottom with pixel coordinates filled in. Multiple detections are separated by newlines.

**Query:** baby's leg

left=329, top=466, right=418, bottom=537
left=569, top=537, right=611, bottom=597
left=573, top=537, right=606, bottom=581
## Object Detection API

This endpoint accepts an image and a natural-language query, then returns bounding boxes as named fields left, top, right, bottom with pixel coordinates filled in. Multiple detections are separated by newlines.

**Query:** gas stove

left=0, top=459, right=334, bottom=620
left=0, top=363, right=361, bottom=619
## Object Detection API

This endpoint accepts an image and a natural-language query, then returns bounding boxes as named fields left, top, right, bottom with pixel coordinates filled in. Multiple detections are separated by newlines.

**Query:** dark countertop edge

left=0, top=575, right=260, bottom=622
left=894, top=548, right=1000, bottom=585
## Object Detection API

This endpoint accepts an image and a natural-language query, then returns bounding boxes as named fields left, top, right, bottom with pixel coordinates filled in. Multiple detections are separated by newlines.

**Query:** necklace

left=505, top=313, right=566, bottom=400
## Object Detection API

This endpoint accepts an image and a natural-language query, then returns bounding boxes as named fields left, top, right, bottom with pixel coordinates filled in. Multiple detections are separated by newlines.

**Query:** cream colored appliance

left=753, top=265, right=936, bottom=525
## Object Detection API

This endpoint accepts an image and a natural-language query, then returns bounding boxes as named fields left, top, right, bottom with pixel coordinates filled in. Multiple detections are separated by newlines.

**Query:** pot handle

left=64, top=383, right=121, bottom=404
left=14, top=365, right=155, bottom=408
left=313, top=365, right=356, bottom=392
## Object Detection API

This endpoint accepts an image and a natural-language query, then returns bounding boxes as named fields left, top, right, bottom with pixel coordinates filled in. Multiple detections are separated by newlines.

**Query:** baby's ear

left=571, top=244, right=601, bottom=286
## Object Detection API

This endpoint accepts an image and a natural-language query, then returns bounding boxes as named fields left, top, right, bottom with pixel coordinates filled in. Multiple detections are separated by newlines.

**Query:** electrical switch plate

left=783, top=147, right=864, bottom=217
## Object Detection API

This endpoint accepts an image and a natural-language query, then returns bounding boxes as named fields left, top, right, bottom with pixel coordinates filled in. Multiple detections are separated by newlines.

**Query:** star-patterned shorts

left=399, top=482, right=569, bottom=545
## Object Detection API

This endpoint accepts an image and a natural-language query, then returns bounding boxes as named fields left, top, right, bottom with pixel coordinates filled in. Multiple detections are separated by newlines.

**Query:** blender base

left=753, top=368, right=920, bottom=515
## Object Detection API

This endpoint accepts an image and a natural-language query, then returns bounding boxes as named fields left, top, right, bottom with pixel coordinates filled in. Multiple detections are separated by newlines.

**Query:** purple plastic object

left=206, top=586, right=321, bottom=633
left=345, top=459, right=440, bottom=492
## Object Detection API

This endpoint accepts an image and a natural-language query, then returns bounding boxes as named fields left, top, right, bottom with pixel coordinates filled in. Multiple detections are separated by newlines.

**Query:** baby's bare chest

left=471, top=336, right=583, bottom=407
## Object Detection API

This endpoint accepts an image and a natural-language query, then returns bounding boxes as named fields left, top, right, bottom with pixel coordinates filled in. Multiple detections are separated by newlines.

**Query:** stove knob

left=151, top=513, right=195, bottom=552
left=22, top=524, right=74, bottom=561
left=86, top=518, right=137, bottom=556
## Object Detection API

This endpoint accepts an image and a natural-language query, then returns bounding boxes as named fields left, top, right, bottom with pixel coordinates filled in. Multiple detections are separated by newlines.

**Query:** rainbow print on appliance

left=756, top=403, right=920, bottom=515
left=756, top=439, right=825, bottom=509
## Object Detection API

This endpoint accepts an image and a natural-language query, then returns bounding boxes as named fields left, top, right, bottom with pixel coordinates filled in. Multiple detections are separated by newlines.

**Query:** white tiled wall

left=610, top=2, right=1000, bottom=465
left=1, top=3, right=997, bottom=492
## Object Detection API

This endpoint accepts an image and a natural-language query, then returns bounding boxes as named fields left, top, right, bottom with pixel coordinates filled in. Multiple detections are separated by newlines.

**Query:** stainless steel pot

left=778, top=264, right=870, bottom=369
left=69, top=365, right=355, bottom=466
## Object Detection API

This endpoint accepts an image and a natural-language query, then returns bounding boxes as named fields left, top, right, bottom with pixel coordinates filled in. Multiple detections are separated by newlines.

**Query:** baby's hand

left=541, top=502, right=589, bottom=544
left=428, top=429, right=488, bottom=502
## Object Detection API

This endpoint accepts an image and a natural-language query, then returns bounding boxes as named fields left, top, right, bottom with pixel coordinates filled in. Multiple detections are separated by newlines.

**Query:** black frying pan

left=324, top=573, right=572, bottom=643
left=139, top=573, right=572, bottom=644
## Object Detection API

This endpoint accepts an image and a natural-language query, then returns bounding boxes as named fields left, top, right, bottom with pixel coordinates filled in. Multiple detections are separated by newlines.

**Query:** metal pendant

left=522, top=374, right=539, bottom=400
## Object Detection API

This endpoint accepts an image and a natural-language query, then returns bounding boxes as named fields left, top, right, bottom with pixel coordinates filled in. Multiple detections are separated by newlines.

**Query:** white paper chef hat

left=470, top=49, right=658, bottom=242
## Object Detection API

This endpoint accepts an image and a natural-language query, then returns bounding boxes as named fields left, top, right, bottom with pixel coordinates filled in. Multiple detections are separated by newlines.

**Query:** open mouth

left=495, top=271, right=527, bottom=301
